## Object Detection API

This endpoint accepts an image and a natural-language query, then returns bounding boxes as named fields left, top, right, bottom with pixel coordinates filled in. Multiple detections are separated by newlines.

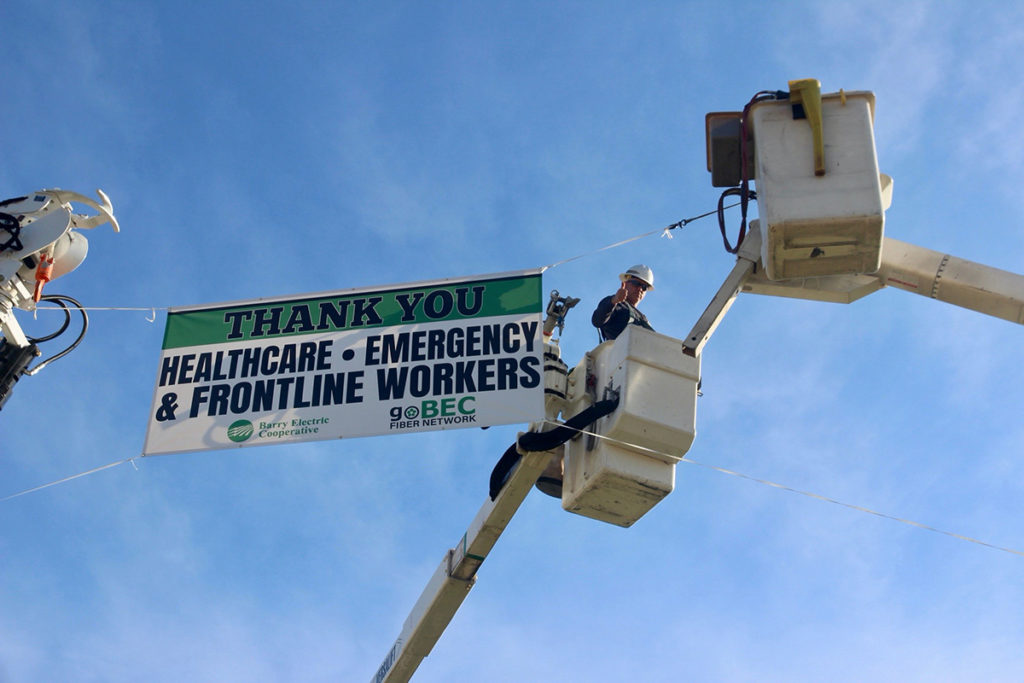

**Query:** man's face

left=624, top=278, right=648, bottom=306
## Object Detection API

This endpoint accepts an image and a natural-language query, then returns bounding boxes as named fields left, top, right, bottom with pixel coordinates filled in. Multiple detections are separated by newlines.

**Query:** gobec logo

left=227, top=419, right=255, bottom=443
left=389, top=396, right=477, bottom=429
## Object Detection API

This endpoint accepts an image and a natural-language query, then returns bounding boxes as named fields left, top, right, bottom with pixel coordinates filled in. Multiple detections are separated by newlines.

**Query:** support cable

left=542, top=202, right=742, bottom=272
left=0, top=457, right=138, bottom=502
left=3, top=424, right=1021, bottom=560
left=569, top=424, right=1024, bottom=559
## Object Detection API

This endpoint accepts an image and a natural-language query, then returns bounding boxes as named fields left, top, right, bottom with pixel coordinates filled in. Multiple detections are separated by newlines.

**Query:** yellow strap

left=788, top=78, right=825, bottom=176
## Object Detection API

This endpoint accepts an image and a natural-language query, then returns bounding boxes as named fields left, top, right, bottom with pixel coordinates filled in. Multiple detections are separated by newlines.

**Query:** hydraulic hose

left=488, top=397, right=620, bottom=500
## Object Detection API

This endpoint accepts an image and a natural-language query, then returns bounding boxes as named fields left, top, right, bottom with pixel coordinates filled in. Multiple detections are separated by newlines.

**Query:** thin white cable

left=32, top=306, right=167, bottom=313
left=7, top=420, right=1021, bottom=559
left=539, top=418, right=1024, bottom=558
left=541, top=226, right=670, bottom=272
left=25, top=203, right=737, bottom=314
left=1, top=458, right=138, bottom=501
left=541, top=201, right=738, bottom=272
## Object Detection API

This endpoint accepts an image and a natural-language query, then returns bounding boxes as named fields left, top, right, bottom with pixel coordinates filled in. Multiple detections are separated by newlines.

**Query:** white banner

left=143, top=270, right=543, bottom=455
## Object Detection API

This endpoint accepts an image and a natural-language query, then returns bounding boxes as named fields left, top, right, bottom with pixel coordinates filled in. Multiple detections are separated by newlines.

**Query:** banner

left=143, top=270, right=543, bottom=455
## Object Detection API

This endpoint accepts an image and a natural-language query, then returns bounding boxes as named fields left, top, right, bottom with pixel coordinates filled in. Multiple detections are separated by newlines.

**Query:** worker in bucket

left=535, top=264, right=656, bottom=499
left=591, top=264, right=655, bottom=341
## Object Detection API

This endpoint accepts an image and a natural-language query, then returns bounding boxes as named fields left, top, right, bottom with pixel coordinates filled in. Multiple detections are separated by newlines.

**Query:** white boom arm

left=684, top=222, right=1024, bottom=355
left=371, top=443, right=558, bottom=683
left=877, top=238, right=1024, bottom=324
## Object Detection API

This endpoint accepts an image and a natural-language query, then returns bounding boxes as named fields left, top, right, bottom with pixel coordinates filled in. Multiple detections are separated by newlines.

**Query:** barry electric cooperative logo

left=227, top=419, right=255, bottom=442
left=226, top=417, right=330, bottom=443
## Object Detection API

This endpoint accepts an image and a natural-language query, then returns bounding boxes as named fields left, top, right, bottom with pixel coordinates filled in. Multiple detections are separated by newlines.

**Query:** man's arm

left=591, top=285, right=628, bottom=327
left=591, top=295, right=616, bottom=327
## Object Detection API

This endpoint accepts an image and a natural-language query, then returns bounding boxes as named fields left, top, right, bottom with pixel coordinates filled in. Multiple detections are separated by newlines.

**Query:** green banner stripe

left=162, top=272, right=542, bottom=349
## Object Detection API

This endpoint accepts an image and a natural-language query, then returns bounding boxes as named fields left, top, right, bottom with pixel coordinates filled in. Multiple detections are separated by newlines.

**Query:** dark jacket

left=591, top=295, right=653, bottom=341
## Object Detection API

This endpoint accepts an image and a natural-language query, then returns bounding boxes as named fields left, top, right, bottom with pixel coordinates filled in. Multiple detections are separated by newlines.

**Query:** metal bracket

left=542, top=289, right=581, bottom=338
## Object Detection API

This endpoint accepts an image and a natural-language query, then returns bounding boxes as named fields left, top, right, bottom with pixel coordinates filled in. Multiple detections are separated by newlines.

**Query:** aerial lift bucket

left=561, top=326, right=700, bottom=527
left=750, top=84, right=885, bottom=281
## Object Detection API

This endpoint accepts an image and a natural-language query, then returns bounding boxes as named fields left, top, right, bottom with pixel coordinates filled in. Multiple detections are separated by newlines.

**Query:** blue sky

left=3, top=1, right=1024, bottom=681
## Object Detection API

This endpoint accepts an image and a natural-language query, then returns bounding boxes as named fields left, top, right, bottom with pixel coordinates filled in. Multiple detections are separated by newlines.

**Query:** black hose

left=27, top=294, right=88, bottom=371
left=488, top=397, right=620, bottom=500
left=518, top=398, right=620, bottom=452
left=488, top=445, right=522, bottom=501
left=27, top=297, right=72, bottom=343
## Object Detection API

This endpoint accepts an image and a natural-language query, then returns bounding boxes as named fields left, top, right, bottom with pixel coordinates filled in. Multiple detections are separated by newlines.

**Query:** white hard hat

left=619, top=264, right=654, bottom=290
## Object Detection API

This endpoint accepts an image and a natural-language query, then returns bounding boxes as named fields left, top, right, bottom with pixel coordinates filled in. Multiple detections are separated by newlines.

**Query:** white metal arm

left=684, top=222, right=1023, bottom=356
left=372, top=443, right=559, bottom=683
left=877, top=238, right=1024, bottom=324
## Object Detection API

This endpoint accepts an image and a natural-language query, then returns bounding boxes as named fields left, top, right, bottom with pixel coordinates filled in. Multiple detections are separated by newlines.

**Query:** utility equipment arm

left=684, top=221, right=1024, bottom=355
left=371, top=443, right=556, bottom=683
left=876, top=238, right=1024, bottom=324
left=372, top=293, right=584, bottom=682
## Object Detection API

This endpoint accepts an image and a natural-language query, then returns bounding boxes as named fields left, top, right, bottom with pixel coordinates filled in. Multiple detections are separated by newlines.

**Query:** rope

left=535, top=418, right=1024, bottom=559
left=4, top=418, right=1020, bottom=559
left=541, top=202, right=741, bottom=272
left=681, top=457, right=1024, bottom=557
left=32, top=305, right=164, bottom=321
left=0, top=457, right=138, bottom=501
